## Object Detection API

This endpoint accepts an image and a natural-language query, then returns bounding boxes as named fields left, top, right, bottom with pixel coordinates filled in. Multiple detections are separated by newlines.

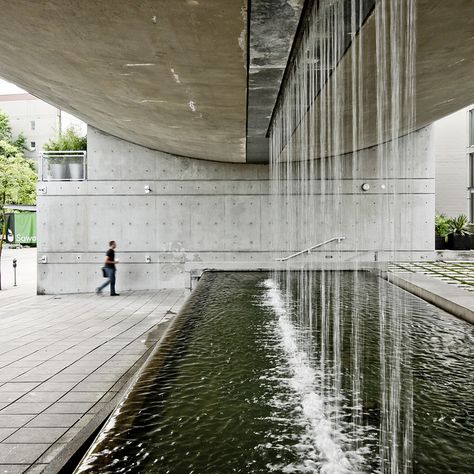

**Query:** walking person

left=96, top=240, right=120, bottom=296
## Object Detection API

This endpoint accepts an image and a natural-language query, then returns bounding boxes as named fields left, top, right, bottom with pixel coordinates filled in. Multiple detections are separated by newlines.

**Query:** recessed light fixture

left=140, top=99, right=167, bottom=104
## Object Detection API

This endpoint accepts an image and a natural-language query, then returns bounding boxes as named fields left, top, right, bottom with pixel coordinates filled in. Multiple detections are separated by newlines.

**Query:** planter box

left=435, top=234, right=447, bottom=250
left=447, top=234, right=471, bottom=250
left=49, top=163, right=67, bottom=180
left=68, top=163, right=84, bottom=180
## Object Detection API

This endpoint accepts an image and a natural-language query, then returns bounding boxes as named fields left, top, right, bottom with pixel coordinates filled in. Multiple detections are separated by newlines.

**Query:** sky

left=0, top=77, right=25, bottom=95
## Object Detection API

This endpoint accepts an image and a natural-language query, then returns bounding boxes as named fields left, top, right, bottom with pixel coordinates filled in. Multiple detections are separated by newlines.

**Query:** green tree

left=0, top=109, right=27, bottom=151
left=44, top=126, right=87, bottom=151
left=14, top=132, right=27, bottom=151
left=0, top=109, right=12, bottom=142
left=0, top=138, right=37, bottom=289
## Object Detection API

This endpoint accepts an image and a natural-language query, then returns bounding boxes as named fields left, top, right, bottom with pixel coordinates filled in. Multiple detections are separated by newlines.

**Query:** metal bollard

left=12, top=258, right=17, bottom=286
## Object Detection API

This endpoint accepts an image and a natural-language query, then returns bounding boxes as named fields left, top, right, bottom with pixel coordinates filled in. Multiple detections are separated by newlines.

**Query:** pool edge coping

left=386, top=272, right=474, bottom=325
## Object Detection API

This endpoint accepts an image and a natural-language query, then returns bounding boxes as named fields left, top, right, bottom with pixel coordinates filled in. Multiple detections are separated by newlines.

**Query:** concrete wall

left=37, top=126, right=435, bottom=294
left=272, top=126, right=436, bottom=263
left=433, top=105, right=472, bottom=218
left=37, top=127, right=271, bottom=293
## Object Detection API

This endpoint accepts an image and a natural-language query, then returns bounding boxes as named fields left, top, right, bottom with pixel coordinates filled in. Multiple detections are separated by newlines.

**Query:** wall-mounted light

left=40, top=255, right=47, bottom=264
left=361, top=183, right=370, bottom=192
left=145, top=256, right=151, bottom=263
left=144, top=185, right=151, bottom=194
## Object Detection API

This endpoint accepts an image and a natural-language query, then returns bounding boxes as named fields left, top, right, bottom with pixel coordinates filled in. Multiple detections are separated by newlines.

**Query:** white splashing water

left=261, top=278, right=370, bottom=474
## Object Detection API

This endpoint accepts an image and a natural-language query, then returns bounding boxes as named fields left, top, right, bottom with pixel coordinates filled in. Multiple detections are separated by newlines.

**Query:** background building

left=0, top=91, right=86, bottom=163
left=433, top=104, right=474, bottom=221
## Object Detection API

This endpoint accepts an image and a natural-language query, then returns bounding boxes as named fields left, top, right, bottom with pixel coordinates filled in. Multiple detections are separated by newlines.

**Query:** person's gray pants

left=98, top=267, right=116, bottom=295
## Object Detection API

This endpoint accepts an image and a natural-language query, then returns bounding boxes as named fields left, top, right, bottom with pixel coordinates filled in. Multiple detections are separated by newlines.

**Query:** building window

left=30, top=120, right=36, bottom=131
left=470, top=109, right=474, bottom=147
left=470, top=153, right=474, bottom=223
left=30, top=141, right=36, bottom=151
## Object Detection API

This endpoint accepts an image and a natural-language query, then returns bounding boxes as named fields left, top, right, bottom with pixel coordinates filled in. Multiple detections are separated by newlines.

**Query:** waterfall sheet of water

left=270, top=0, right=417, bottom=472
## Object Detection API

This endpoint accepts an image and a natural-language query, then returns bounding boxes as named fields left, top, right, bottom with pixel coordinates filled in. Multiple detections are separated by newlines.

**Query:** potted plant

left=447, top=214, right=471, bottom=250
left=435, top=214, right=450, bottom=250
left=43, top=127, right=86, bottom=180
left=67, top=154, right=84, bottom=180
left=46, top=154, right=67, bottom=180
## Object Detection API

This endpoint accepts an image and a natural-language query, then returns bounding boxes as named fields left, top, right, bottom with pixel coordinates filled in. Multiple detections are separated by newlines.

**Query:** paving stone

left=73, top=381, right=115, bottom=392
left=0, top=444, right=49, bottom=464
left=0, top=395, right=22, bottom=404
left=25, top=414, right=82, bottom=428
left=0, top=404, right=51, bottom=416
left=10, top=375, right=50, bottom=384
left=33, top=383, right=77, bottom=393
left=17, top=393, right=63, bottom=404
left=0, top=429, right=17, bottom=443
left=46, top=374, right=86, bottom=383
left=0, top=465, right=28, bottom=474
left=3, top=427, right=68, bottom=444
left=60, top=392, right=104, bottom=403
left=0, top=415, right=35, bottom=428
left=43, top=403, right=94, bottom=414
left=82, top=373, right=123, bottom=382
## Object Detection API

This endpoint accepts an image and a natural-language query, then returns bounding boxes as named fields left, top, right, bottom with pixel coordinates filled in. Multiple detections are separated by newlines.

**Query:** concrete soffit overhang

left=0, top=0, right=249, bottom=163
left=0, top=1, right=472, bottom=164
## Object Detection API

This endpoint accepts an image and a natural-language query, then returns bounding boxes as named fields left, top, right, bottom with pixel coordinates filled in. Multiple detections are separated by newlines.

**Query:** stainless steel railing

left=40, top=150, right=87, bottom=181
left=275, top=237, right=346, bottom=262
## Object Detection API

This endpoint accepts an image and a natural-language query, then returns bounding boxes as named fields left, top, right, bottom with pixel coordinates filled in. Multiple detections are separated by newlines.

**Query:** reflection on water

left=77, top=272, right=474, bottom=474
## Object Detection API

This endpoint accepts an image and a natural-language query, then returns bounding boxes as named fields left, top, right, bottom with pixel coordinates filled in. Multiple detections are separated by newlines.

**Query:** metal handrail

left=275, top=237, right=346, bottom=262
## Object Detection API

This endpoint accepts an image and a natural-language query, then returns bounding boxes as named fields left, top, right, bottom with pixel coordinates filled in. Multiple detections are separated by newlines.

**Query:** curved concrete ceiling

left=0, top=0, right=248, bottom=163
left=0, top=1, right=473, bottom=164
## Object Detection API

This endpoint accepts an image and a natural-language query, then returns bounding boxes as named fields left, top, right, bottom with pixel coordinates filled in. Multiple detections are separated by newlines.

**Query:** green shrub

left=44, top=127, right=86, bottom=151
left=435, top=214, right=450, bottom=239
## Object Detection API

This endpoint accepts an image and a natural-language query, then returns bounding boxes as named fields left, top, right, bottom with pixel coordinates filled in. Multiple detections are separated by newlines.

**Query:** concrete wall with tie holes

left=36, top=126, right=435, bottom=294
left=36, top=127, right=273, bottom=293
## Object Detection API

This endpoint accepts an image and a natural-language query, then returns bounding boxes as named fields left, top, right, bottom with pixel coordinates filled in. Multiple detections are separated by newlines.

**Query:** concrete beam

left=246, top=0, right=305, bottom=163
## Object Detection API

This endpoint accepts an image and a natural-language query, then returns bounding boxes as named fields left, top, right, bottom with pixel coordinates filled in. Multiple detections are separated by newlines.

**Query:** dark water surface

left=76, top=272, right=474, bottom=473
